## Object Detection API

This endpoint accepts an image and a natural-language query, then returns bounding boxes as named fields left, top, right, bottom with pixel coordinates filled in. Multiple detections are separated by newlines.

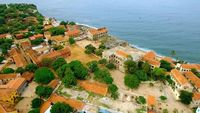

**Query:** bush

left=34, top=67, right=55, bottom=84
left=160, top=95, right=167, bottom=101
left=69, top=37, right=75, bottom=45
left=31, top=98, right=44, bottom=108
left=28, top=108, right=40, bottom=113
left=25, top=63, right=38, bottom=72
left=31, top=38, right=44, bottom=45
left=15, top=67, right=25, bottom=74
left=98, top=58, right=107, bottom=65
left=136, top=96, right=146, bottom=104
left=2, top=68, right=15, bottom=74
left=50, top=102, right=73, bottom=113
left=106, top=63, right=116, bottom=70
left=124, top=74, right=140, bottom=89
left=50, top=27, right=65, bottom=36
left=94, top=69, right=113, bottom=84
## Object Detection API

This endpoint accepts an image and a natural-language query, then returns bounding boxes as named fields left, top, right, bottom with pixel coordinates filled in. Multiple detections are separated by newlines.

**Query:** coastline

left=77, top=22, right=168, bottom=59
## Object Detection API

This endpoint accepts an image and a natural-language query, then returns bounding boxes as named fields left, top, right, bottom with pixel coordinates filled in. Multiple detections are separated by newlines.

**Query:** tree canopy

left=106, top=63, right=116, bottom=70
left=31, top=98, right=44, bottom=108
left=1, top=68, right=15, bottom=74
left=49, top=27, right=65, bottom=36
left=135, top=70, right=148, bottom=81
left=179, top=90, right=193, bottom=105
left=136, top=96, right=146, bottom=104
left=35, top=85, right=53, bottom=98
left=124, top=60, right=138, bottom=74
left=160, top=60, right=173, bottom=71
left=52, top=57, right=67, bottom=70
left=87, top=61, right=99, bottom=72
left=98, top=58, right=107, bottom=65
left=34, top=67, right=55, bottom=84
left=124, top=74, right=140, bottom=89
left=31, top=38, right=44, bottom=45
left=28, top=108, right=40, bottom=113
left=25, top=63, right=38, bottom=72
left=69, top=37, right=75, bottom=45
left=50, top=102, right=73, bottom=113
left=85, top=44, right=96, bottom=54
left=94, top=68, right=113, bottom=84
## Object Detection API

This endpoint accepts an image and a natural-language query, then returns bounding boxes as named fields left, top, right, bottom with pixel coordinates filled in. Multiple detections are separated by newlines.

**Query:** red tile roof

left=29, top=34, right=44, bottom=40
left=171, top=69, right=188, bottom=85
left=48, top=79, right=59, bottom=89
left=21, top=72, right=34, bottom=82
left=184, top=71, right=200, bottom=89
left=9, top=48, right=27, bottom=67
left=147, top=95, right=156, bottom=106
left=181, top=64, right=200, bottom=70
left=116, top=50, right=129, bottom=58
left=193, top=92, right=200, bottom=100
left=0, top=73, right=19, bottom=80
left=143, top=51, right=156, bottom=59
left=88, top=27, right=108, bottom=36
left=78, top=80, right=108, bottom=96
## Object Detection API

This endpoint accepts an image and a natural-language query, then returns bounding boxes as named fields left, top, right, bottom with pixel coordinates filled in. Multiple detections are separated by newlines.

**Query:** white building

left=87, top=27, right=108, bottom=40
left=190, top=92, right=200, bottom=108
left=102, top=46, right=142, bottom=72
left=176, top=63, right=200, bottom=73
left=170, top=69, right=193, bottom=99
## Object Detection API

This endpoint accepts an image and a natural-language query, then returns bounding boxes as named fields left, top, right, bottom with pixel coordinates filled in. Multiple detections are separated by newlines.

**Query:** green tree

left=31, top=98, right=44, bottom=108
left=87, top=61, right=99, bottom=72
left=160, top=60, right=173, bottom=71
left=98, top=58, right=107, bottom=65
left=50, top=102, right=73, bottom=113
left=170, top=50, right=176, bottom=58
left=68, top=37, right=75, bottom=45
left=152, top=68, right=166, bottom=80
left=106, top=63, right=116, bottom=70
left=135, top=70, right=148, bottom=81
left=2, top=68, right=15, bottom=74
left=31, top=38, right=44, bottom=45
left=62, top=72, right=77, bottom=87
left=56, top=64, right=72, bottom=79
left=49, top=27, right=65, bottom=36
left=0, top=56, right=5, bottom=63
left=94, top=68, right=113, bottom=84
left=141, top=62, right=151, bottom=74
left=28, top=108, right=40, bottom=113
left=95, top=49, right=103, bottom=56
left=160, top=95, right=167, bottom=101
left=85, top=44, right=96, bottom=54
left=68, top=21, right=76, bottom=25
left=179, top=90, right=193, bottom=105
left=98, top=43, right=106, bottom=49
left=191, top=68, right=200, bottom=78
left=41, top=58, right=52, bottom=67
left=60, top=21, right=68, bottom=26
left=35, top=85, right=53, bottom=98
left=52, top=57, right=67, bottom=70
left=34, top=67, right=55, bottom=84
left=108, top=84, right=119, bottom=99
left=124, top=60, right=138, bottom=74
left=15, top=67, right=25, bottom=74
left=136, top=96, right=146, bottom=104
left=124, top=74, right=140, bottom=89
left=25, top=63, right=38, bottom=72
left=70, top=60, right=88, bottom=80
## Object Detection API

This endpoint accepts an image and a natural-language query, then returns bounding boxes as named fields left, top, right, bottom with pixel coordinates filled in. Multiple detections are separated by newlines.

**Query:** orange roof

left=181, top=64, right=200, bottom=70
left=40, top=94, right=85, bottom=113
left=78, top=80, right=108, bottom=96
left=0, top=34, right=7, bottom=39
left=29, top=34, right=44, bottom=40
left=171, top=69, right=188, bottom=85
left=0, top=89, right=17, bottom=101
left=184, top=71, right=200, bottom=89
left=49, top=35, right=67, bottom=42
left=5, top=77, right=26, bottom=90
left=22, top=72, right=34, bottom=81
left=143, top=51, right=156, bottom=59
left=66, top=25, right=80, bottom=37
left=193, top=92, right=200, bottom=100
left=143, top=57, right=160, bottom=67
left=0, top=104, right=6, bottom=113
left=44, top=25, right=53, bottom=30
left=21, top=41, right=31, bottom=48
left=15, top=34, right=24, bottom=39
left=147, top=95, right=156, bottom=106
left=162, top=57, right=175, bottom=67
left=0, top=73, right=19, bottom=80
left=88, top=27, right=108, bottom=36
left=116, top=50, right=129, bottom=58
left=10, top=48, right=27, bottom=67
left=48, top=79, right=59, bottom=89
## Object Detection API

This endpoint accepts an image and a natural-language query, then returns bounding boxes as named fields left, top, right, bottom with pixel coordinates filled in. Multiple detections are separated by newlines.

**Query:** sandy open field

left=67, top=44, right=99, bottom=65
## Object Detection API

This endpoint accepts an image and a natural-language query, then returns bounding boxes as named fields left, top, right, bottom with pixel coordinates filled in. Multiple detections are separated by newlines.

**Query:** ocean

left=1, top=0, right=200, bottom=63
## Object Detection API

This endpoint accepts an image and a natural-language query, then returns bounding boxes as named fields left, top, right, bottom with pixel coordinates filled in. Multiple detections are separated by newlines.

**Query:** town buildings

left=142, top=51, right=160, bottom=69
left=87, top=27, right=108, bottom=40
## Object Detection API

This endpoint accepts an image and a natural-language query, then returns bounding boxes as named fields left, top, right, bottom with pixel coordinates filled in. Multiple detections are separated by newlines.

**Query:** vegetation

left=49, top=27, right=65, bottom=36
left=41, top=58, right=52, bottom=67
left=0, top=56, right=5, bottom=63
left=31, top=38, right=44, bottom=45
left=108, top=84, right=119, bottom=99
left=124, top=74, right=140, bottom=89
left=94, top=68, right=113, bottom=84
left=53, top=45, right=64, bottom=50
left=136, top=96, right=146, bottom=104
left=124, top=60, right=138, bottom=74
left=191, top=68, right=200, bottom=78
left=160, top=60, right=173, bottom=71
left=25, top=63, right=38, bottom=72
left=1, top=68, right=15, bottom=74
left=52, top=58, right=67, bottom=70
left=15, top=67, right=25, bottom=74
left=179, top=90, right=193, bottom=105
left=69, top=37, right=75, bottom=45
left=62, top=72, right=77, bottom=87
left=85, top=44, right=96, bottom=54
left=31, top=98, right=44, bottom=108
left=160, top=95, right=167, bottom=101
left=35, top=85, right=53, bottom=98
left=0, top=38, right=13, bottom=54
left=98, top=58, right=107, bottom=65
left=50, top=102, right=73, bottom=113
left=34, top=67, right=55, bottom=84
left=134, top=70, right=148, bottom=81
left=87, top=61, right=99, bottom=72
left=106, top=63, right=116, bottom=70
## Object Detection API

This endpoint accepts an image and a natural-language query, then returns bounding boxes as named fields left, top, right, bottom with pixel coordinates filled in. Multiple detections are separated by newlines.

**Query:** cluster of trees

left=50, top=102, right=73, bottom=113
left=0, top=56, right=5, bottom=63
left=0, top=3, right=44, bottom=34
left=54, top=58, right=88, bottom=87
left=191, top=68, right=200, bottom=78
left=84, top=44, right=106, bottom=56
left=31, top=38, right=44, bottom=45
left=124, top=60, right=168, bottom=89
left=160, top=60, right=173, bottom=71
left=31, top=98, right=44, bottom=108
left=49, top=27, right=65, bottom=36
left=60, top=21, right=76, bottom=26
left=0, top=38, right=13, bottom=54
left=35, top=85, right=53, bottom=98
left=179, top=90, right=193, bottom=105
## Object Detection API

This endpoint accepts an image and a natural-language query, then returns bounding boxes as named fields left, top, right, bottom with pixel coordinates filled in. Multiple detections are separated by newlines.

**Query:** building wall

left=190, top=100, right=200, bottom=108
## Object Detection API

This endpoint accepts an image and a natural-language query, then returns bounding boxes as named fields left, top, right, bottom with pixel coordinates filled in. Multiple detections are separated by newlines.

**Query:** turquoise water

left=1, top=0, right=200, bottom=63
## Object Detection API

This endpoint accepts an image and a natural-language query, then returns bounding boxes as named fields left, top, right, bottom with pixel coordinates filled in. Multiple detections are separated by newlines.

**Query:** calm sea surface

left=1, top=0, right=200, bottom=63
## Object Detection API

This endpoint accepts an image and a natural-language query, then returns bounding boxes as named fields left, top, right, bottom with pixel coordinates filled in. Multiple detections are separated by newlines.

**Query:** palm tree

left=170, top=50, right=176, bottom=58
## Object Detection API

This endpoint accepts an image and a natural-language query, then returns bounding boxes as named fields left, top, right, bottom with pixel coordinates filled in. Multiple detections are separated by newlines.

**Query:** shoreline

left=77, top=23, right=169, bottom=60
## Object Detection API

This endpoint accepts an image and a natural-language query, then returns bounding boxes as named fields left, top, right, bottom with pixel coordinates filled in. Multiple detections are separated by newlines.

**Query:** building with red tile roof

left=170, top=69, right=193, bottom=99
left=29, top=34, right=44, bottom=40
left=48, top=79, right=60, bottom=89
left=15, top=33, right=24, bottom=39
left=147, top=95, right=157, bottom=113
left=0, top=89, right=19, bottom=105
left=87, top=27, right=108, bottom=40
left=9, top=48, right=27, bottom=67
left=142, top=51, right=160, bottom=69
left=180, top=64, right=200, bottom=73
left=0, top=33, right=11, bottom=39
left=21, top=41, right=31, bottom=50
left=161, top=57, right=175, bottom=67
left=21, top=72, right=34, bottom=82
left=40, top=94, right=85, bottom=113
left=65, top=25, right=80, bottom=37
left=0, top=104, right=6, bottom=113
left=78, top=80, right=108, bottom=96
left=0, top=73, right=20, bottom=85
left=184, top=71, right=200, bottom=92
left=190, top=92, right=200, bottom=108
